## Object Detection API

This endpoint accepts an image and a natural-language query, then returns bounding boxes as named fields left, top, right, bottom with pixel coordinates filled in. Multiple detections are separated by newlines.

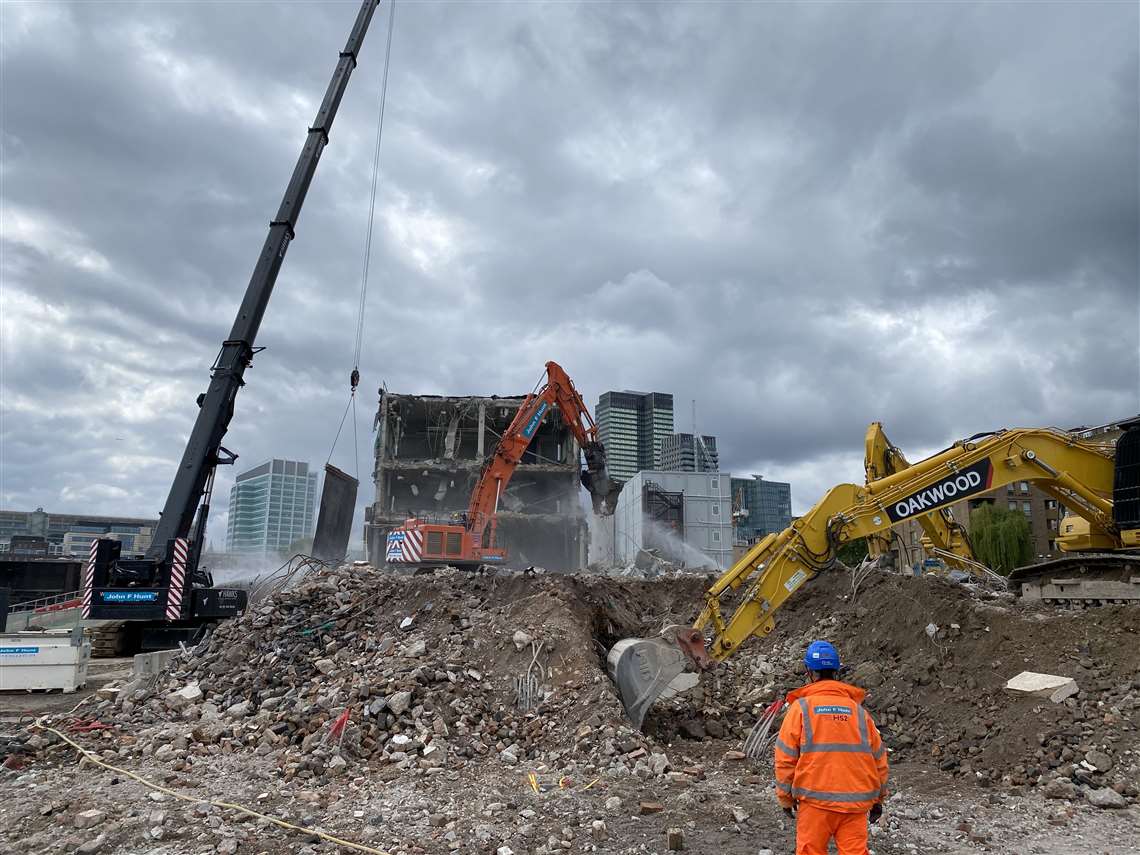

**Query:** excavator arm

left=864, top=422, right=975, bottom=572
left=610, top=425, right=1125, bottom=727
left=464, top=362, right=622, bottom=546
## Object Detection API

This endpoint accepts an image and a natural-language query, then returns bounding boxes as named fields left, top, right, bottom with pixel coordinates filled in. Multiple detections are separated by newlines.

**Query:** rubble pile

left=594, top=548, right=719, bottom=579
left=6, top=564, right=1140, bottom=852
left=654, top=569, right=1140, bottom=806
left=101, top=565, right=712, bottom=786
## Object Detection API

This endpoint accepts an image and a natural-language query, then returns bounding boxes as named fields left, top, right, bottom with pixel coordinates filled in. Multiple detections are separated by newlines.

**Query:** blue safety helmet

left=804, top=640, right=840, bottom=671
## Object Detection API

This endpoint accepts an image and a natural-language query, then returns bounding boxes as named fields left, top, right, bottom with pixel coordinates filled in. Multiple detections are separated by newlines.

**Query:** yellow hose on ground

left=31, top=722, right=392, bottom=855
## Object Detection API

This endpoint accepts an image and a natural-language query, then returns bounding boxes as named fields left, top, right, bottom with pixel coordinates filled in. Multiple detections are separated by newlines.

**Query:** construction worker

left=774, top=640, right=889, bottom=855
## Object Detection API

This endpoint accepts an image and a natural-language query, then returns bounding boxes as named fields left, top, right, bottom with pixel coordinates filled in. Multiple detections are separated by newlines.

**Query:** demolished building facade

left=364, top=391, right=588, bottom=570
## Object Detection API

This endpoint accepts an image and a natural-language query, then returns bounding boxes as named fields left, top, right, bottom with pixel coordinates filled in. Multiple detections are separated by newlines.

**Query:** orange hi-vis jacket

left=774, top=679, right=889, bottom=813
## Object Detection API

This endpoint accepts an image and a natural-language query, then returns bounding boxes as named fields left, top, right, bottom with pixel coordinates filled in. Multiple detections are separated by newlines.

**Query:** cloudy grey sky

left=1, top=1, right=1137, bottom=544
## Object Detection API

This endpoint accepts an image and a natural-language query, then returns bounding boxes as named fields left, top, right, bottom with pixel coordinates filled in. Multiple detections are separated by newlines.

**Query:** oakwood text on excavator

left=608, top=420, right=1140, bottom=728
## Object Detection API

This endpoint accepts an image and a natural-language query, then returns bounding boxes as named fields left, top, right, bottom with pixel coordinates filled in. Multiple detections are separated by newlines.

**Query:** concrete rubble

left=1005, top=671, right=1080, bottom=703
left=2, top=564, right=1139, bottom=853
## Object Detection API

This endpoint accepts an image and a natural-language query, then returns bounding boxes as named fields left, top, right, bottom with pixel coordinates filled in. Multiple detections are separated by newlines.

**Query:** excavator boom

left=610, top=421, right=1140, bottom=728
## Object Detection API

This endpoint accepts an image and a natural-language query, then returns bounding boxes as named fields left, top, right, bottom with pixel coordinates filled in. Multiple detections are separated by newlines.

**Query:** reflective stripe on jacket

left=774, top=679, right=889, bottom=813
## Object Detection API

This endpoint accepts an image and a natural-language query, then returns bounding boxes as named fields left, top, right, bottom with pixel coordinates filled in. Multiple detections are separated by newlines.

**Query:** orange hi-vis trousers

left=796, top=802, right=869, bottom=855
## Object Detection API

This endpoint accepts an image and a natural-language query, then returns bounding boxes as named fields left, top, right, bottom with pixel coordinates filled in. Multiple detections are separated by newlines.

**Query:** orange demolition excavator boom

left=385, top=361, right=622, bottom=567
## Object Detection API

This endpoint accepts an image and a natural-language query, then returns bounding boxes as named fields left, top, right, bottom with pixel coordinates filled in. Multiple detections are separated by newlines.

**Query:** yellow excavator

left=608, top=420, right=1140, bottom=728
left=863, top=422, right=977, bottom=572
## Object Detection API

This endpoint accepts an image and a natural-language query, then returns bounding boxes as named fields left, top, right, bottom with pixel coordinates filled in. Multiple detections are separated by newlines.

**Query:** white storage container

left=0, top=630, right=91, bottom=693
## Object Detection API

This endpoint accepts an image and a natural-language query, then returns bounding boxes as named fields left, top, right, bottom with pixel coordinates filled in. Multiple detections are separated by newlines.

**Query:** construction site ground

left=2, top=565, right=1138, bottom=854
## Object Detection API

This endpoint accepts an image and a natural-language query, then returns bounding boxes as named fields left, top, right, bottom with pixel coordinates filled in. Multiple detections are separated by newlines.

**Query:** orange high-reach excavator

left=385, top=361, right=622, bottom=567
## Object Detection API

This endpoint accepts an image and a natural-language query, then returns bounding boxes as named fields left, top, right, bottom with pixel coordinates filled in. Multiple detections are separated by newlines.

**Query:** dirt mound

left=661, top=567, right=1140, bottom=799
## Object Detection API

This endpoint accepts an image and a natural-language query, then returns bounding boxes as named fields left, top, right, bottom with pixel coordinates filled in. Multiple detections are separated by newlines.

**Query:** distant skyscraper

left=226, top=459, right=318, bottom=554
left=731, top=475, right=792, bottom=543
left=661, top=433, right=720, bottom=472
left=596, top=391, right=674, bottom=482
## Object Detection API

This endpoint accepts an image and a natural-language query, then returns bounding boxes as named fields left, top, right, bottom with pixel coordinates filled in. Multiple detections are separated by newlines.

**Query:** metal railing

left=9, top=590, right=84, bottom=614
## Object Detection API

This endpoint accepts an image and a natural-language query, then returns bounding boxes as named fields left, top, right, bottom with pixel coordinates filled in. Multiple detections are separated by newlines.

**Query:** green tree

left=969, top=504, right=1033, bottom=575
left=836, top=537, right=870, bottom=566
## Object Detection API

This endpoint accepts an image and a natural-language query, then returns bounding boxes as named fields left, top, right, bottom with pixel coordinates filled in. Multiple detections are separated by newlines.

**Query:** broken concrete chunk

left=314, top=658, right=336, bottom=674
left=225, top=700, right=252, bottom=718
left=178, top=682, right=203, bottom=702
left=1085, top=750, right=1112, bottom=772
left=165, top=683, right=202, bottom=711
left=1086, top=787, right=1127, bottom=809
left=1004, top=671, right=1078, bottom=703
left=77, top=835, right=107, bottom=854
left=74, top=809, right=106, bottom=829
left=387, top=691, right=413, bottom=715
left=513, top=630, right=533, bottom=651
left=639, top=801, right=664, bottom=814
left=1044, top=778, right=1078, bottom=800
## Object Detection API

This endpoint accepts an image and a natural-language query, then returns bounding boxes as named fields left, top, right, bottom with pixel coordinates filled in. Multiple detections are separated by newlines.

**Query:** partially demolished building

left=364, top=391, right=588, bottom=570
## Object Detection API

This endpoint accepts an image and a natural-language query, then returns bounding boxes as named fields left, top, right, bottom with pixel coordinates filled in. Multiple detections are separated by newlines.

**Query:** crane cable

left=327, top=0, right=397, bottom=479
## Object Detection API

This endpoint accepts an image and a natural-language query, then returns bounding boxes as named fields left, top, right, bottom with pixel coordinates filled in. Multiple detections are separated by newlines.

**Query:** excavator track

left=88, top=622, right=128, bottom=657
left=1008, top=553, right=1140, bottom=605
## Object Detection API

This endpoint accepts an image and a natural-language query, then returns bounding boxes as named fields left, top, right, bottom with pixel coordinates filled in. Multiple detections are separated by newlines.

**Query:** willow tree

left=969, top=504, right=1033, bottom=574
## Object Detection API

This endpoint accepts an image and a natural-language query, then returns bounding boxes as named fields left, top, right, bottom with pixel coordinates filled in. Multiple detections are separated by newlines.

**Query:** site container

left=0, top=629, right=90, bottom=692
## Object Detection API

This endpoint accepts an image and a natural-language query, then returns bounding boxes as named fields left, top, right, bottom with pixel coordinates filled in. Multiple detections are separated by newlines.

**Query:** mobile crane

left=385, top=361, right=622, bottom=567
left=80, top=0, right=385, bottom=654
left=609, top=420, right=1140, bottom=727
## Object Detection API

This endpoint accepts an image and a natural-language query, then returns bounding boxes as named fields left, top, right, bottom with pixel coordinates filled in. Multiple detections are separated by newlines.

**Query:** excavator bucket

left=606, top=626, right=712, bottom=729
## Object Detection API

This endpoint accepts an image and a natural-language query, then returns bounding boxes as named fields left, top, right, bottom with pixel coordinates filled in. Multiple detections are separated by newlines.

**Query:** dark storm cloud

left=1, top=0, right=1136, bottom=533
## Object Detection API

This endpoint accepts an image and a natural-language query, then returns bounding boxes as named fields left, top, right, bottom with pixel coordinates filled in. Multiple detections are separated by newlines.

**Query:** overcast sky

left=1, top=1, right=1137, bottom=547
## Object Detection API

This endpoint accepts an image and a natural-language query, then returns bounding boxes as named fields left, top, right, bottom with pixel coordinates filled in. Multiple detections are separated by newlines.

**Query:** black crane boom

left=147, top=0, right=382, bottom=558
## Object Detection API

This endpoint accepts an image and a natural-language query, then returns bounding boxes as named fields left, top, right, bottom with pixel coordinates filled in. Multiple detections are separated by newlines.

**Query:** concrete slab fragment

left=1004, top=671, right=1078, bottom=703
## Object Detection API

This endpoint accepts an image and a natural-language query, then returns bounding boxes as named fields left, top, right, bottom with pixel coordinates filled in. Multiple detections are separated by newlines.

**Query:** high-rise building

left=596, top=391, right=674, bottom=482
left=731, top=475, right=792, bottom=544
left=661, top=433, right=719, bottom=472
left=226, top=459, right=318, bottom=555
